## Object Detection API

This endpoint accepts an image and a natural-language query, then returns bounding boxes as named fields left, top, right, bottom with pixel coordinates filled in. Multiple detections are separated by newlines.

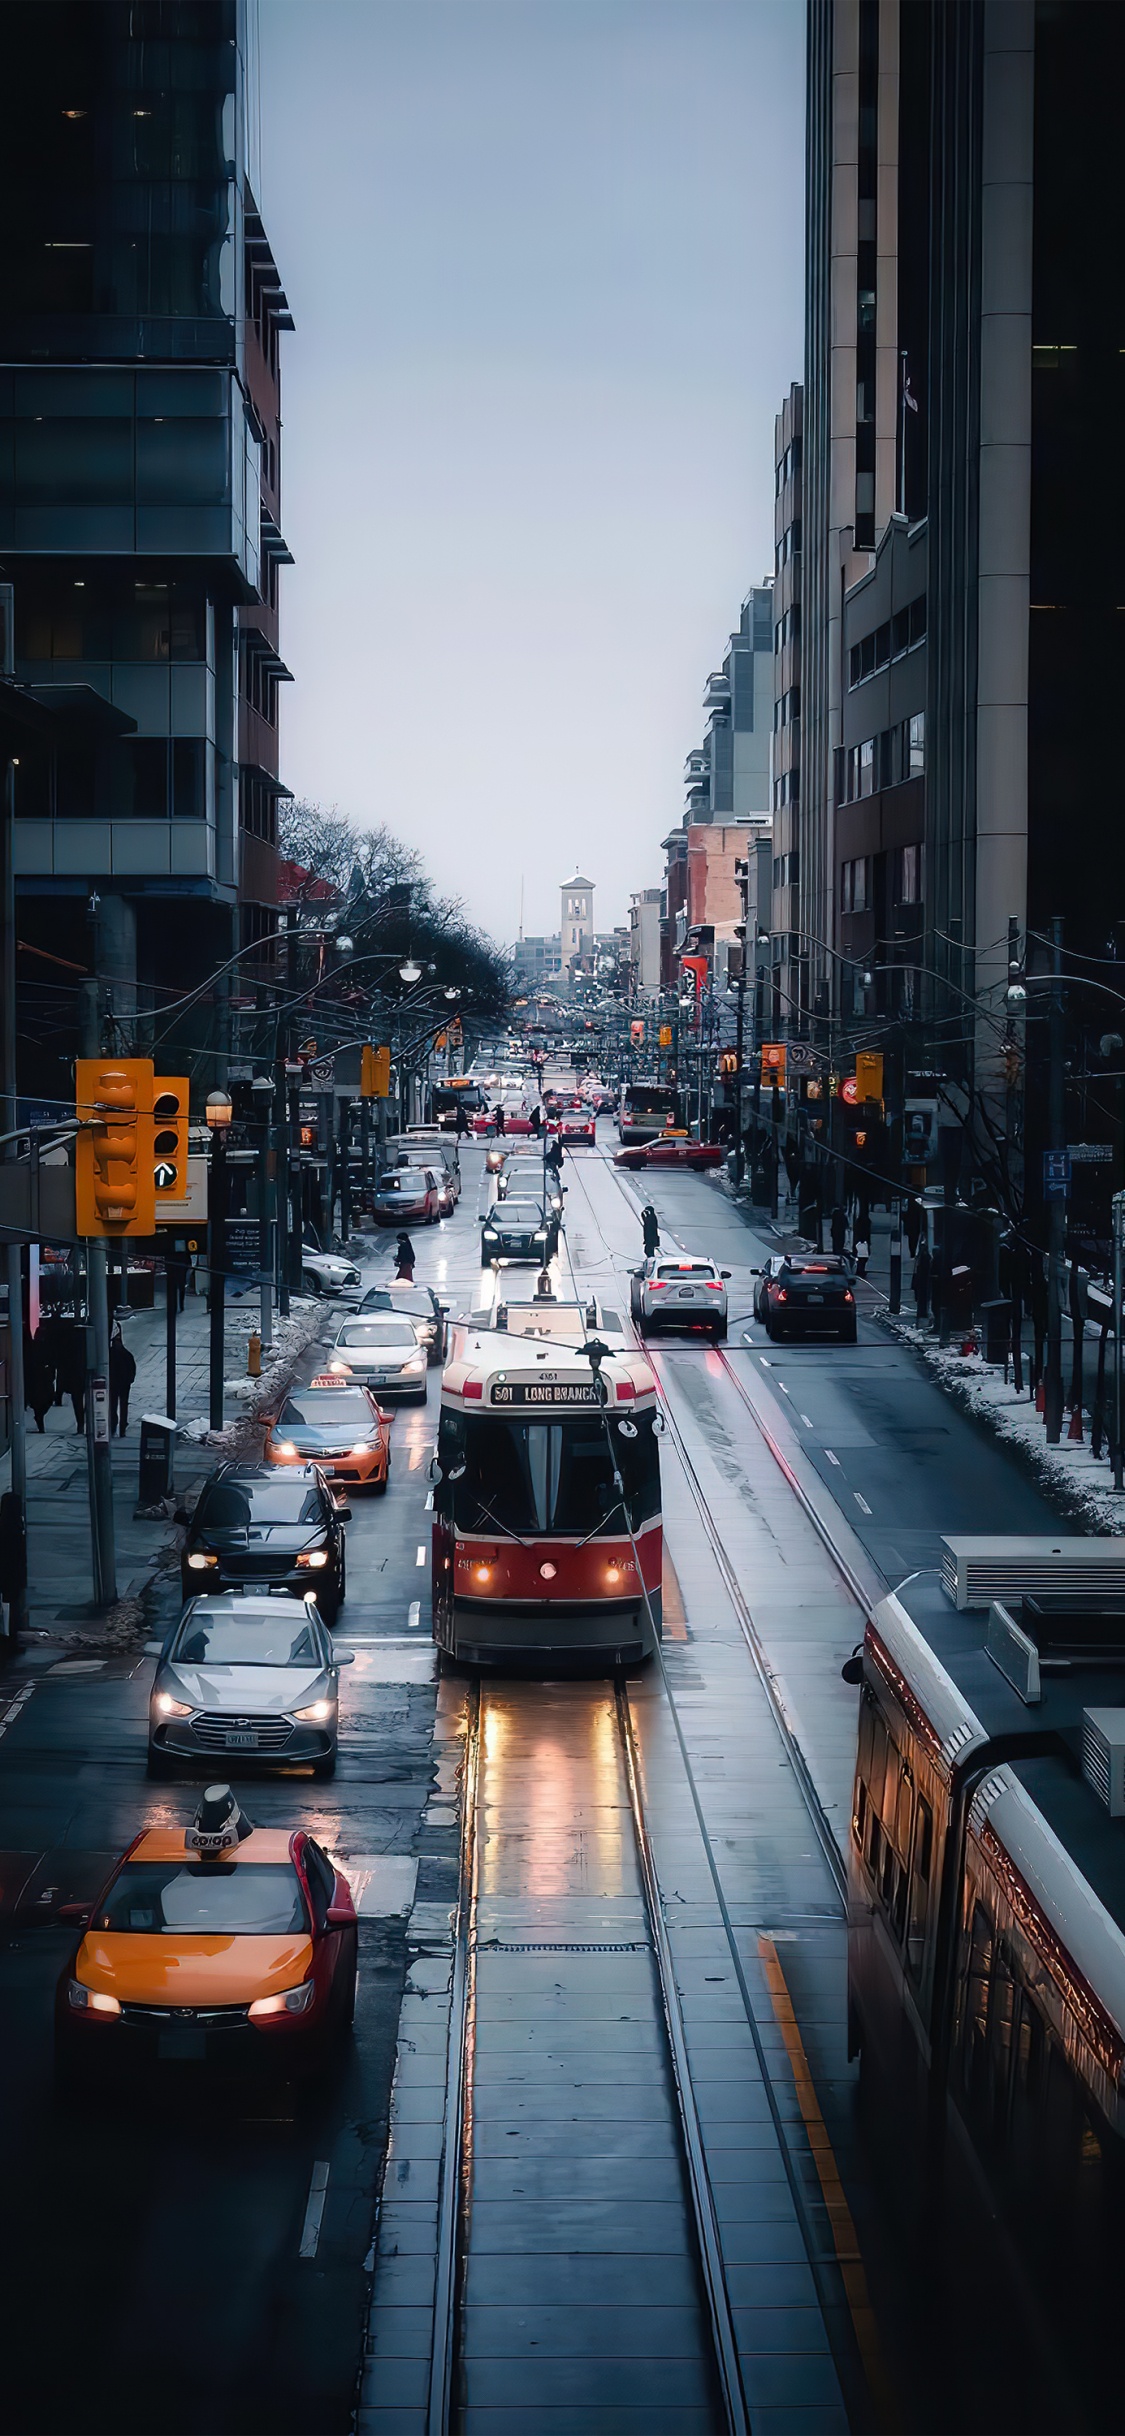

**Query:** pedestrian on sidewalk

left=853, top=1224, right=871, bottom=1278
left=165, top=1247, right=189, bottom=1313
left=912, top=1240, right=932, bottom=1322
left=24, top=1328, right=53, bottom=1433
left=60, top=1323, right=86, bottom=1433
left=492, top=1103, right=506, bottom=1137
left=830, top=1204, right=848, bottom=1257
left=783, top=1143, right=800, bottom=1206
left=641, top=1204, right=660, bottom=1258
left=395, top=1232, right=416, bottom=1283
left=109, top=1325, right=137, bottom=1437
left=904, top=1196, right=923, bottom=1258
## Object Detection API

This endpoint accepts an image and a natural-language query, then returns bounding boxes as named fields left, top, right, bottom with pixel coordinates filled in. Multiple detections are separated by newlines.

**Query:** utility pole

left=78, top=979, right=116, bottom=1606
left=1113, top=1190, right=1124, bottom=1493
left=1045, top=916, right=1066, bottom=1444
left=2, top=757, right=28, bottom=1636
left=206, top=1096, right=230, bottom=1433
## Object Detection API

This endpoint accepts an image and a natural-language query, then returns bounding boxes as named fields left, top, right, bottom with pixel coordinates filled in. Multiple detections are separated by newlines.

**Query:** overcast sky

left=259, top=0, right=804, bottom=946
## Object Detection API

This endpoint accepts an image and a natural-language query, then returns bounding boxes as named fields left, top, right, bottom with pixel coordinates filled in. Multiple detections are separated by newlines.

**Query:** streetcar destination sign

left=490, top=1381, right=599, bottom=1405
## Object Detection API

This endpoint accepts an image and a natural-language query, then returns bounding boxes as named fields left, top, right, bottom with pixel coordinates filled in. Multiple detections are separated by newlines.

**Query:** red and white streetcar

left=431, top=1314, right=663, bottom=1667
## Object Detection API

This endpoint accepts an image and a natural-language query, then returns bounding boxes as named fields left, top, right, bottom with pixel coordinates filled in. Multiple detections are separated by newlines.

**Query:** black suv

left=177, top=1462, right=347, bottom=1622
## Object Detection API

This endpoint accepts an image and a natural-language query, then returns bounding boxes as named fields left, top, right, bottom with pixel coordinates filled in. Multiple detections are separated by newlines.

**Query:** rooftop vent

left=941, top=1538, right=1125, bottom=1612
left=1082, top=1710, right=1125, bottom=1817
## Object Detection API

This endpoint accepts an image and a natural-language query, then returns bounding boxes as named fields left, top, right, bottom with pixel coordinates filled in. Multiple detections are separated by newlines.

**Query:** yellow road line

left=758, top=1934, right=897, bottom=2430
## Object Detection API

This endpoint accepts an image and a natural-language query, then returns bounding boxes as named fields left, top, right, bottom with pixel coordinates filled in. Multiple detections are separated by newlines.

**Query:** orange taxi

left=263, top=1374, right=392, bottom=1491
left=55, top=1802, right=357, bottom=2088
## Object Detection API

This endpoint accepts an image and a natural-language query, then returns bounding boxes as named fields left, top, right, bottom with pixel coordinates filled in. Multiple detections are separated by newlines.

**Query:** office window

left=909, top=596, right=927, bottom=647
left=860, top=739, right=875, bottom=797
left=909, top=713, right=925, bottom=775
left=55, top=748, right=96, bottom=818
left=173, top=738, right=204, bottom=817
left=899, top=844, right=921, bottom=903
left=840, top=858, right=870, bottom=914
left=129, top=739, right=168, bottom=819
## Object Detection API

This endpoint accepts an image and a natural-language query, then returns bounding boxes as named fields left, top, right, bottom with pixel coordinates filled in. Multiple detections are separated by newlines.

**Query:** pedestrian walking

left=59, top=1322, right=87, bottom=1433
left=24, top=1328, right=53, bottom=1433
left=454, top=1100, right=471, bottom=1140
left=904, top=1196, right=923, bottom=1259
left=530, top=1104, right=543, bottom=1136
left=830, top=1204, right=848, bottom=1257
left=852, top=1224, right=871, bottom=1279
left=394, top=1232, right=417, bottom=1282
left=492, top=1103, right=506, bottom=1137
left=783, top=1143, right=800, bottom=1206
left=108, top=1325, right=137, bottom=1437
left=641, top=1204, right=660, bottom=1258
left=545, top=1135, right=564, bottom=1178
left=912, top=1241, right=932, bottom=1322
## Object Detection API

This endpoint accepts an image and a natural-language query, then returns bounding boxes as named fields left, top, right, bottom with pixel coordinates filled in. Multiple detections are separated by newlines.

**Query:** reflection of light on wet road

left=478, top=1684, right=632, bottom=1904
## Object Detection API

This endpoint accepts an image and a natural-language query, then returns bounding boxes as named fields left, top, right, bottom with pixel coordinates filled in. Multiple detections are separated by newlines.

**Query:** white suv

left=629, top=1255, right=730, bottom=1342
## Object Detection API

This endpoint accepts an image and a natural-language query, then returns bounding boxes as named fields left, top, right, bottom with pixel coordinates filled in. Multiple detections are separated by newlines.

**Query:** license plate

left=677, top=1288, right=697, bottom=1300
left=158, top=2026, right=206, bottom=2062
left=225, top=1730, right=259, bottom=1748
left=807, top=1293, right=824, bottom=1304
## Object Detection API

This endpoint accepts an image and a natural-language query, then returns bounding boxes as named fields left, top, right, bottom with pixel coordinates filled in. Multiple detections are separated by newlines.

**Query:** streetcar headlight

left=539, top=1562, right=557, bottom=1580
left=475, top=1564, right=491, bottom=1583
left=606, top=1564, right=621, bottom=1584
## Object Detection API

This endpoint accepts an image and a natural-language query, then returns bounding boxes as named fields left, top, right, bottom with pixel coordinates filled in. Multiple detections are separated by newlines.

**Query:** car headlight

left=154, top=1690, right=192, bottom=1716
left=186, top=1551, right=217, bottom=1570
left=275, top=1440, right=298, bottom=1459
left=296, top=1549, right=330, bottom=1568
left=404, top=1357, right=426, bottom=1374
left=67, top=1980, right=121, bottom=2017
left=352, top=1438, right=377, bottom=1455
left=248, top=1980, right=316, bottom=2020
left=295, top=1697, right=335, bottom=1722
left=534, top=1229, right=548, bottom=1240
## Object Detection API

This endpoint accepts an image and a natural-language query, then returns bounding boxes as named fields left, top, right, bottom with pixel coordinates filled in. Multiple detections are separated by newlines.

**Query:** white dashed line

left=800, top=1414, right=814, bottom=1430
left=854, top=1493, right=873, bottom=1516
left=824, top=1450, right=841, bottom=1467
left=407, top=1601, right=421, bottom=1630
left=424, top=1490, right=434, bottom=1511
left=298, top=2161, right=330, bottom=2258
left=415, top=1545, right=427, bottom=1567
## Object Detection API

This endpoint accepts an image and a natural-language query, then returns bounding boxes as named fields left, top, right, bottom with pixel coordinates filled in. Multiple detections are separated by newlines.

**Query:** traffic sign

left=307, top=1056, right=335, bottom=1087
left=1068, top=1143, right=1113, bottom=1164
left=1044, top=1149, right=1072, bottom=1200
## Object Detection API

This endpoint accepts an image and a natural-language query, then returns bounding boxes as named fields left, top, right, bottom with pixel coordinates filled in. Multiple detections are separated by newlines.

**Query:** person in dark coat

left=830, top=1204, right=848, bottom=1257
left=545, top=1136, right=564, bottom=1178
left=912, top=1241, right=932, bottom=1322
left=529, top=1104, right=543, bottom=1136
left=904, top=1197, right=923, bottom=1259
left=109, top=1326, right=137, bottom=1437
left=454, top=1100, right=471, bottom=1140
left=641, top=1204, right=660, bottom=1258
left=59, top=1321, right=87, bottom=1433
left=24, top=1329, right=53, bottom=1433
left=394, top=1233, right=416, bottom=1282
left=492, top=1103, right=506, bottom=1137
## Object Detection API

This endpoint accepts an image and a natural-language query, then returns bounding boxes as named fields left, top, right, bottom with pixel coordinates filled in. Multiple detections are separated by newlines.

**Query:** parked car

left=629, top=1254, right=730, bottom=1341
left=328, top=1313, right=429, bottom=1403
left=146, top=1592, right=355, bottom=1779
left=372, top=1166, right=444, bottom=1226
left=358, top=1281, right=448, bottom=1361
left=300, top=1246, right=364, bottom=1299
left=613, top=1140, right=724, bottom=1172
left=481, top=1196, right=560, bottom=1266
left=178, top=1462, right=346, bottom=1621
left=264, top=1378, right=392, bottom=1491
left=754, top=1255, right=856, bottom=1342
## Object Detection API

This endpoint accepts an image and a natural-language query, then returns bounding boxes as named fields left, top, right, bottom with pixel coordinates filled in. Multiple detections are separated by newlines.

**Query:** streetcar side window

left=905, top=1797, right=933, bottom=1984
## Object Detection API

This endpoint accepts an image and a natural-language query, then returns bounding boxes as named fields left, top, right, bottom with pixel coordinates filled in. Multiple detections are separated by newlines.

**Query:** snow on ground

left=178, top=1304, right=324, bottom=1452
left=885, top=1318, right=1125, bottom=1534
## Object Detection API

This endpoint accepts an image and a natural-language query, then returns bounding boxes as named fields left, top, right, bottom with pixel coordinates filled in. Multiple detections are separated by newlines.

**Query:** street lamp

left=251, top=1074, right=274, bottom=1354
left=399, top=957, right=422, bottom=985
left=205, top=1092, right=232, bottom=1431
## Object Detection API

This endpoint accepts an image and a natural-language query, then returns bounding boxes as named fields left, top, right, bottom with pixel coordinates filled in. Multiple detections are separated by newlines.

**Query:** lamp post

left=250, top=1073, right=274, bottom=1354
left=206, top=1090, right=231, bottom=1432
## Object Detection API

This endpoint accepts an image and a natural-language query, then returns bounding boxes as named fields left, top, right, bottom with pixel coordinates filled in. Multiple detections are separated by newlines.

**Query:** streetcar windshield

left=437, top=1409, right=660, bottom=1535
left=622, top=1087, right=678, bottom=1117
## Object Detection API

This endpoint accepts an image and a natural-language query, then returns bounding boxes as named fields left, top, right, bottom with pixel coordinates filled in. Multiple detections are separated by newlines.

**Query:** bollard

left=247, top=1331, right=262, bottom=1379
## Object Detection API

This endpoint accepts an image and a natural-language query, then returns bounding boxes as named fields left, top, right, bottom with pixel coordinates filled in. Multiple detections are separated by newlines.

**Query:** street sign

left=839, top=1075, right=859, bottom=1106
left=1068, top=1143, right=1114, bottom=1164
left=760, top=1043, right=786, bottom=1082
left=307, top=1056, right=335, bottom=1087
left=659, top=1025, right=672, bottom=1048
left=1044, top=1149, right=1072, bottom=1200
left=786, top=1043, right=819, bottom=1076
left=223, top=1219, right=261, bottom=1276
left=298, top=1038, right=318, bottom=1058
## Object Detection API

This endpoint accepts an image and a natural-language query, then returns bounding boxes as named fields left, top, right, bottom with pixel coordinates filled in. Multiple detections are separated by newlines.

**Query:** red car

left=613, top=1140, right=725, bottom=1171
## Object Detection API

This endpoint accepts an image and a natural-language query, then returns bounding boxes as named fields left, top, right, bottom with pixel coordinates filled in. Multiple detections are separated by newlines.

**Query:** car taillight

left=776, top=1289, right=788, bottom=1303
left=615, top=1379, right=635, bottom=1400
left=705, top=1281, right=723, bottom=1290
left=844, top=1290, right=854, bottom=1303
left=649, top=1280, right=667, bottom=1291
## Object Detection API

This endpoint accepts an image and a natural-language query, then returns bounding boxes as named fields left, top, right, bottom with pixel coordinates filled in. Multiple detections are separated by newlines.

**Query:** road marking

left=824, top=1449, right=840, bottom=1466
left=298, top=2161, right=330, bottom=2258
left=416, top=1544, right=427, bottom=1567
left=759, top=1357, right=772, bottom=1368
left=424, top=1490, right=434, bottom=1511
left=776, top=1380, right=790, bottom=1396
left=854, top=1493, right=872, bottom=1516
left=407, top=1600, right=421, bottom=1630
left=800, top=1414, right=814, bottom=1429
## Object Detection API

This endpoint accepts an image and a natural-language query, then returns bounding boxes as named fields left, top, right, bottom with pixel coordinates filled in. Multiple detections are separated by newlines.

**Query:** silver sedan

left=146, top=1593, right=354, bottom=1781
left=328, top=1313, right=429, bottom=1402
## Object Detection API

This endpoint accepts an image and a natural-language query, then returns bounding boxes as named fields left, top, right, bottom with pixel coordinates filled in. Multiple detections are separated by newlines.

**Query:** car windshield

left=437, top=1408, right=660, bottom=1535
left=172, top=1614, right=322, bottom=1666
left=361, top=1287, right=436, bottom=1319
left=95, top=1861, right=307, bottom=1935
left=279, top=1392, right=369, bottom=1429
left=196, top=1481, right=323, bottom=1528
left=336, top=1319, right=417, bottom=1347
left=499, top=1202, right=544, bottom=1223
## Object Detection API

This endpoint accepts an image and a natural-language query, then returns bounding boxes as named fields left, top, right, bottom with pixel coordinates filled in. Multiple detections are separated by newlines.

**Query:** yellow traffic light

left=153, top=1076, right=190, bottom=1203
left=76, top=1058, right=155, bottom=1237
left=855, top=1050, right=884, bottom=1102
left=361, top=1044, right=391, bottom=1098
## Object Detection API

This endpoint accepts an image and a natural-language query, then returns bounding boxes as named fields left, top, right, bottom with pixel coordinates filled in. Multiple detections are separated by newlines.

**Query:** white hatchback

left=629, top=1255, right=730, bottom=1342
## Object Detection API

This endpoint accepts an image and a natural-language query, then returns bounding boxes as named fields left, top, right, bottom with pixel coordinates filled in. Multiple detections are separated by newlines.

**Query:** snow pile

left=887, top=1318, right=1124, bottom=1533
left=178, top=1305, right=324, bottom=1451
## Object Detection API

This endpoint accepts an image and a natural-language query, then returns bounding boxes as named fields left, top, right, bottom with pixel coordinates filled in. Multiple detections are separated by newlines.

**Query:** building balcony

left=703, top=671, right=730, bottom=710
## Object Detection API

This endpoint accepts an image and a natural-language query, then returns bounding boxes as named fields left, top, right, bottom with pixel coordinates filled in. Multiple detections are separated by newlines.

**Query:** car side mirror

left=325, top=1899, right=355, bottom=1927
left=840, top=1649, right=865, bottom=1686
left=173, top=1506, right=190, bottom=1527
left=58, top=1901, right=91, bottom=1924
left=334, top=1501, right=353, bottom=1520
left=334, top=1648, right=356, bottom=1664
left=143, top=1639, right=163, bottom=1657
left=720, top=1270, right=732, bottom=1280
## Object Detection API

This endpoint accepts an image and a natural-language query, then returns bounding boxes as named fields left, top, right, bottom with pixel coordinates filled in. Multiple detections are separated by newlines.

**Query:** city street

left=0, top=1136, right=1072, bottom=2435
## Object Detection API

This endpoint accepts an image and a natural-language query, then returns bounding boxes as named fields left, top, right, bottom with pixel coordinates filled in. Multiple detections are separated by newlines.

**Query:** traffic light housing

left=152, top=1076, right=190, bottom=1205
left=361, top=1044, right=391, bottom=1098
left=76, top=1058, right=155, bottom=1237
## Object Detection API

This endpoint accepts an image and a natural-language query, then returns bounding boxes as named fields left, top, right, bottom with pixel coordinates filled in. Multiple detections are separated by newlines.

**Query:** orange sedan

left=263, top=1376, right=392, bottom=1491
left=55, top=1810, right=357, bottom=2088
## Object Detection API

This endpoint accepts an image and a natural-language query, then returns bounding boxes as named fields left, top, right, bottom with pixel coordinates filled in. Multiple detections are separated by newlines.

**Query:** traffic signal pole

left=2, top=758, right=28, bottom=1638
left=1045, top=917, right=1066, bottom=1445
left=78, top=982, right=117, bottom=1606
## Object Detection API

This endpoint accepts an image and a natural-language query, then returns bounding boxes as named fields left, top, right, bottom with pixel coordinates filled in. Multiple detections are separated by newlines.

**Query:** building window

left=899, top=843, right=921, bottom=904
left=909, top=712, right=925, bottom=775
left=841, top=858, right=870, bottom=914
left=172, top=738, right=204, bottom=817
left=129, top=739, right=168, bottom=819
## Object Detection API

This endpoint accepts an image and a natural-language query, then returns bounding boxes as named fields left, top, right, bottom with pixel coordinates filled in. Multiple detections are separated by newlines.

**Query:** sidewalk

left=0, top=1257, right=385, bottom=1650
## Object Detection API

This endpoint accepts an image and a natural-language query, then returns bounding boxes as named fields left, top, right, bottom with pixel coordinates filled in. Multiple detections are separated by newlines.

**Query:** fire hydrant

left=247, top=1331, right=262, bottom=1379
